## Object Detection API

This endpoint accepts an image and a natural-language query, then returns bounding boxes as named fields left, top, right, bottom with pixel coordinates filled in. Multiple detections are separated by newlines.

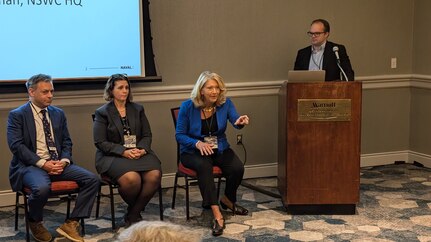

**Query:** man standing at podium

left=294, top=19, right=354, bottom=81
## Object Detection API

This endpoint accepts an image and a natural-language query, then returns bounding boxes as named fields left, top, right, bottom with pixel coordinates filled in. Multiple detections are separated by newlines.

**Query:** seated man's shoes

left=56, top=219, right=84, bottom=242
left=29, top=221, right=52, bottom=242
left=211, top=218, right=225, bottom=236
left=220, top=201, right=248, bottom=216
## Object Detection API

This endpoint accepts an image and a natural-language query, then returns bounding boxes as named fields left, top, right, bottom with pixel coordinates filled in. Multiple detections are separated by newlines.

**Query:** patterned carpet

left=1, top=163, right=431, bottom=241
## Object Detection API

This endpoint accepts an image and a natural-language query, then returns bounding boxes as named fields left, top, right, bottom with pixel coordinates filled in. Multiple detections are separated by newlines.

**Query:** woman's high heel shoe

left=124, top=215, right=131, bottom=228
left=220, top=201, right=249, bottom=216
left=211, top=218, right=225, bottom=236
left=124, top=212, right=143, bottom=228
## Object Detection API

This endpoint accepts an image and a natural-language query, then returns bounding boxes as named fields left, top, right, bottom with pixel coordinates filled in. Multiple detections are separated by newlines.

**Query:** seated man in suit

left=7, top=74, right=100, bottom=242
left=294, top=19, right=355, bottom=81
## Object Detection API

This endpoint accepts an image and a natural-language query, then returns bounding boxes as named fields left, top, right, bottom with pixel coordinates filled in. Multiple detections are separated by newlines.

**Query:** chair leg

left=95, top=184, right=102, bottom=218
left=216, top=177, right=222, bottom=199
left=158, top=185, right=164, bottom=221
left=66, top=194, right=72, bottom=219
left=109, top=184, right=116, bottom=231
left=80, top=218, right=85, bottom=236
left=15, top=192, right=19, bottom=231
left=23, top=194, right=30, bottom=242
left=185, top=176, right=190, bottom=220
left=171, top=174, right=179, bottom=209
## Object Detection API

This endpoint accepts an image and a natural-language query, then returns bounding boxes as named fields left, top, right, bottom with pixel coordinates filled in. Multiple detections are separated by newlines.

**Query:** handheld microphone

left=332, top=46, right=348, bottom=81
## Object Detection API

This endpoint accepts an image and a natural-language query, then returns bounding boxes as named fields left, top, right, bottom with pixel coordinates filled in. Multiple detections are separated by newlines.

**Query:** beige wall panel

left=225, top=96, right=279, bottom=166
left=361, top=88, right=410, bottom=153
left=0, top=111, right=12, bottom=191
left=150, top=0, right=413, bottom=85
left=409, top=88, right=431, bottom=154
left=59, top=105, right=100, bottom=173
left=413, top=0, right=431, bottom=74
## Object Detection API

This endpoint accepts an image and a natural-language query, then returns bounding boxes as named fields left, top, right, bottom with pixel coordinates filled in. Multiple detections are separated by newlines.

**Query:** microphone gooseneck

left=332, top=46, right=348, bottom=81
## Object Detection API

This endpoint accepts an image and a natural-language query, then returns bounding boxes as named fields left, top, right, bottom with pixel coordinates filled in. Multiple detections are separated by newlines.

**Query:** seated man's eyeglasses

left=307, top=31, right=326, bottom=37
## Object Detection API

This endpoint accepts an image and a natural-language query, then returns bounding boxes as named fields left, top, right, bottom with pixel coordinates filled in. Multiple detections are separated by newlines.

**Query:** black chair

left=94, top=175, right=118, bottom=230
left=14, top=181, right=85, bottom=242
left=170, top=107, right=223, bottom=220
left=95, top=175, right=164, bottom=230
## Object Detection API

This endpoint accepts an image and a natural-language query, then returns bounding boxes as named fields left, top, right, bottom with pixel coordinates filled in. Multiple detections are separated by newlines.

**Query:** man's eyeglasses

left=307, top=31, right=326, bottom=37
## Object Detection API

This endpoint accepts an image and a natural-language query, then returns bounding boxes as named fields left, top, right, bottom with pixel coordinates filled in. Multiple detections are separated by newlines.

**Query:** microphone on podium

left=332, top=46, right=340, bottom=62
left=333, top=46, right=349, bottom=81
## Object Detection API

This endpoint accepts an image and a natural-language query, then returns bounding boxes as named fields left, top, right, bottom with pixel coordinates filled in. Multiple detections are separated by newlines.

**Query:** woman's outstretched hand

left=234, top=115, right=249, bottom=125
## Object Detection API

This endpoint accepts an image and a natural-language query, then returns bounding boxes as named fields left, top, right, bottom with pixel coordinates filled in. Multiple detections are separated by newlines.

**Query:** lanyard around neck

left=202, top=109, right=215, bottom=136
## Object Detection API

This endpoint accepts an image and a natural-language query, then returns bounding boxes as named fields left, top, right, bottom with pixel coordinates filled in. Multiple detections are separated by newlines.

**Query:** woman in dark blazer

left=176, top=71, right=250, bottom=236
left=93, top=74, right=161, bottom=226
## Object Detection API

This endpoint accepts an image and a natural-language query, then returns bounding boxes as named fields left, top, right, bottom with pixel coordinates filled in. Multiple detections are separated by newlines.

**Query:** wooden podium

left=278, top=81, right=361, bottom=214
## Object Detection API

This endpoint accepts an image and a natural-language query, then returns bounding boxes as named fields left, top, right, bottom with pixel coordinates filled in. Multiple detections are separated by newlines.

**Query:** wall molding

left=360, top=150, right=431, bottom=168
left=408, top=151, right=431, bottom=168
left=359, top=74, right=431, bottom=89
left=1, top=74, right=431, bottom=110
left=360, top=150, right=410, bottom=167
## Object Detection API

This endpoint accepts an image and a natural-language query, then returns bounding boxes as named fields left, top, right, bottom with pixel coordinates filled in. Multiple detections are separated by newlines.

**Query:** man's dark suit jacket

left=93, top=101, right=154, bottom=175
left=294, top=41, right=354, bottom=81
left=7, top=102, right=73, bottom=191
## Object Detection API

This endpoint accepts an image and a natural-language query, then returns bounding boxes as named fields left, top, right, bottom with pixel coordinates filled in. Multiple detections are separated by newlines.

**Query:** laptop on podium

left=287, top=70, right=325, bottom=83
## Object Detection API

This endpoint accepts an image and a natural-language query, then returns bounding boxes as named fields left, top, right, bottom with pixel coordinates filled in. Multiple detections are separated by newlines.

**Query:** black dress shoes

left=211, top=218, right=225, bottom=236
left=124, top=215, right=131, bottom=228
left=220, top=201, right=249, bottom=216
left=124, top=213, right=143, bottom=228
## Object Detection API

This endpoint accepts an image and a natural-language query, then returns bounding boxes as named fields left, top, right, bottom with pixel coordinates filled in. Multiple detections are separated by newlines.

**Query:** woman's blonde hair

left=190, top=71, right=227, bottom=108
left=117, top=221, right=202, bottom=242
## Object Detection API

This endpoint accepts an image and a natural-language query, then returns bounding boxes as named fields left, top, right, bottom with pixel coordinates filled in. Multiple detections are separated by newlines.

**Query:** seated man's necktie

left=40, top=109, right=59, bottom=161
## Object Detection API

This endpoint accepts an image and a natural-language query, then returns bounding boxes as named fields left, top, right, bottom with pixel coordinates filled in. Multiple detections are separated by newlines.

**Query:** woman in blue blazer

left=176, top=71, right=250, bottom=236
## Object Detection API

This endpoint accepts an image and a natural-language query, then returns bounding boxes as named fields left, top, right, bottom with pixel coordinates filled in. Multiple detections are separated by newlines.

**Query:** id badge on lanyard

left=204, top=135, right=218, bottom=149
left=124, top=135, right=137, bottom=148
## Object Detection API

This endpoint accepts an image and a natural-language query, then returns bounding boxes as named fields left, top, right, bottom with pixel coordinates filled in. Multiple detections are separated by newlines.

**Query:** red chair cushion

left=178, top=162, right=222, bottom=177
left=23, top=181, right=79, bottom=194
